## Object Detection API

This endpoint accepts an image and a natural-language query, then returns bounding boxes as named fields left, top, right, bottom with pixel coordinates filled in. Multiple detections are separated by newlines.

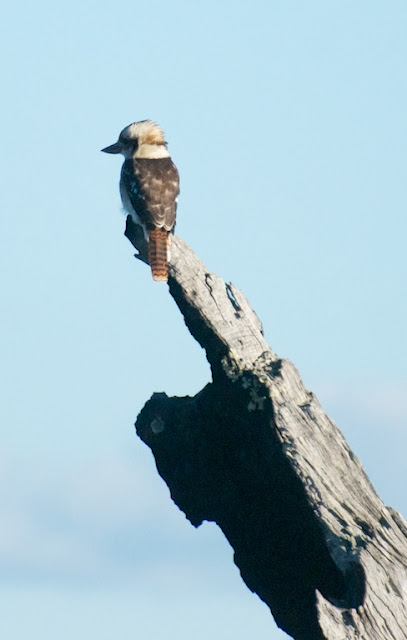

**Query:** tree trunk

left=125, top=218, right=407, bottom=640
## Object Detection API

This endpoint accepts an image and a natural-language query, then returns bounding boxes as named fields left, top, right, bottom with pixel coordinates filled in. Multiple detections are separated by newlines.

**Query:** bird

left=102, top=120, right=179, bottom=282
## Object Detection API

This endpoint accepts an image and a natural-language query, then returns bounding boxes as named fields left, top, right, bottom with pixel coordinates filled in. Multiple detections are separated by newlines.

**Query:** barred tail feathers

left=147, top=228, right=169, bottom=282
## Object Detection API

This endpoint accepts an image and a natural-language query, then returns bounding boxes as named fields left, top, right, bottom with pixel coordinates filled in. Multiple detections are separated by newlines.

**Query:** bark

left=125, top=217, right=407, bottom=640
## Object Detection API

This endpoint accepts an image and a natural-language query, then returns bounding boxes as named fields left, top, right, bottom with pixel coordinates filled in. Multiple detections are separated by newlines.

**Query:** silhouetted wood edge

left=125, top=216, right=407, bottom=640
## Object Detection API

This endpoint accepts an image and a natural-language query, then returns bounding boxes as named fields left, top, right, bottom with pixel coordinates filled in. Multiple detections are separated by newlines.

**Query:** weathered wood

left=126, top=217, right=407, bottom=640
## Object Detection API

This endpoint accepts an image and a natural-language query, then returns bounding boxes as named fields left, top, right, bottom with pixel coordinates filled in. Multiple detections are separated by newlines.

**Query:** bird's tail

left=147, top=228, right=170, bottom=282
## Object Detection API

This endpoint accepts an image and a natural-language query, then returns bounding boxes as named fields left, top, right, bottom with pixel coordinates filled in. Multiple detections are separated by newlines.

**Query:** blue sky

left=1, top=1, right=406, bottom=638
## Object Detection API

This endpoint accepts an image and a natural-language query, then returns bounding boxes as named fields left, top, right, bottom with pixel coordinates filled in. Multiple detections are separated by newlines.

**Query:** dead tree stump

left=125, top=217, right=407, bottom=640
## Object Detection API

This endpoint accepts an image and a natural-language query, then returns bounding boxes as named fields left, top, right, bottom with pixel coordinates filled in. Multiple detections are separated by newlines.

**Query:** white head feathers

left=120, top=120, right=166, bottom=146
left=102, top=120, right=170, bottom=159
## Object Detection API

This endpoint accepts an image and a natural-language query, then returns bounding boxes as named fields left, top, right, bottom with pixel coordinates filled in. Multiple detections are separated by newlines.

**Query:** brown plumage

left=121, top=156, right=179, bottom=282
left=147, top=228, right=170, bottom=282
left=101, top=120, right=179, bottom=283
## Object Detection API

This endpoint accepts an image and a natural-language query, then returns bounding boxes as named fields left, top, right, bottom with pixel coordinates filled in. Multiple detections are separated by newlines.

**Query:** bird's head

left=101, top=120, right=169, bottom=159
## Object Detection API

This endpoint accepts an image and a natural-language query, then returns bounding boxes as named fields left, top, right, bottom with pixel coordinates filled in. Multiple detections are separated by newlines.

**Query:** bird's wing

left=122, top=158, right=179, bottom=231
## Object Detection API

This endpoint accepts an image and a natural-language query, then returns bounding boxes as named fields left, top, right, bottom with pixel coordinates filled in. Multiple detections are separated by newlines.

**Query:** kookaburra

left=102, top=120, right=179, bottom=282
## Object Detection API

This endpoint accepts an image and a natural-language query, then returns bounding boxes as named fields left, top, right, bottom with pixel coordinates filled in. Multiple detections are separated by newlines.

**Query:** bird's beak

left=101, top=142, right=122, bottom=154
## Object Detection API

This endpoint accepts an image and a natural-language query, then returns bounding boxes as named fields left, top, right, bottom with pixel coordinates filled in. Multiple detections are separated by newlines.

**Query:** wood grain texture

left=125, top=216, right=407, bottom=640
